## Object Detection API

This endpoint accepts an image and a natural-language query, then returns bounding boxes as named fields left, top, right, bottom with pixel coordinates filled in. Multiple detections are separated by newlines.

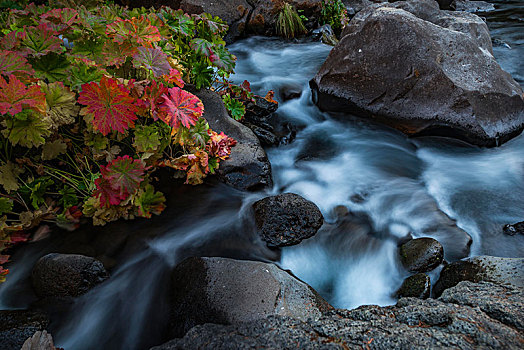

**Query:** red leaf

left=162, top=68, right=185, bottom=88
left=101, top=155, right=147, bottom=198
left=106, top=17, right=161, bottom=47
left=40, top=8, right=79, bottom=28
left=94, top=176, right=125, bottom=207
left=159, top=87, right=203, bottom=129
left=78, top=76, right=138, bottom=136
left=0, top=31, right=27, bottom=53
left=206, top=130, right=237, bottom=160
left=21, top=23, right=63, bottom=56
left=0, top=51, right=35, bottom=81
left=142, top=80, right=168, bottom=118
left=0, top=75, right=45, bottom=116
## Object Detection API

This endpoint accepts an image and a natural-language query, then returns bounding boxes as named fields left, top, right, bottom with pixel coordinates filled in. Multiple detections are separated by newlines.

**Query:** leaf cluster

left=276, top=2, right=307, bottom=39
left=0, top=2, right=239, bottom=281
left=320, top=0, right=349, bottom=35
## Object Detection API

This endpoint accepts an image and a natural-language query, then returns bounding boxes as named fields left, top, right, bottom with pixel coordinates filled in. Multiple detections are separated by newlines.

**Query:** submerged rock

left=156, top=281, right=524, bottom=349
left=195, top=89, right=273, bottom=191
left=396, top=273, right=431, bottom=299
left=433, top=255, right=524, bottom=297
left=252, top=193, right=324, bottom=247
left=312, top=0, right=524, bottom=147
left=169, top=257, right=332, bottom=337
left=0, top=310, right=48, bottom=350
left=503, top=221, right=524, bottom=236
left=32, top=253, right=108, bottom=298
left=399, top=237, right=444, bottom=273
left=312, top=24, right=338, bottom=46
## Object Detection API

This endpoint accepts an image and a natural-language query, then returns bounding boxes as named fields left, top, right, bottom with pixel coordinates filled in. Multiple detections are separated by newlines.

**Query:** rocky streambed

left=1, top=0, right=524, bottom=349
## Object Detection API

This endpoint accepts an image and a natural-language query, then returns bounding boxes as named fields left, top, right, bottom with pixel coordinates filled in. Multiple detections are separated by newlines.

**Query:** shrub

left=320, top=0, right=349, bottom=35
left=276, top=2, right=307, bottom=39
left=0, top=1, right=238, bottom=281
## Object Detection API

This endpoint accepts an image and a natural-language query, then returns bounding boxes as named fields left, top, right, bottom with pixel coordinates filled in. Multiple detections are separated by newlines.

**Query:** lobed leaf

left=0, top=74, right=45, bottom=116
left=135, top=184, right=165, bottom=218
left=2, top=109, right=51, bottom=148
left=132, top=47, right=171, bottom=77
left=20, top=23, right=63, bottom=56
left=106, top=16, right=161, bottom=47
left=78, top=76, right=138, bottom=136
left=159, top=87, right=203, bottom=129
left=40, top=81, right=79, bottom=128
left=0, top=51, right=35, bottom=81
left=101, top=155, right=147, bottom=198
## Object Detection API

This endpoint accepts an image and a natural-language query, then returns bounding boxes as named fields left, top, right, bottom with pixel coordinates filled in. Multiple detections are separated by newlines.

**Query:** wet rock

left=252, top=193, right=324, bottom=247
left=244, top=95, right=278, bottom=126
left=169, top=256, right=332, bottom=337
left=157, top=281, right=524, bottom=349
left=32, top=253, right=109, bottom=298
left=20, top=330, right=55, bottom=350
left=243, top=122, right=279, bottom=146
left=312, top=24, right=338, bottom=46
left=455, top=0, right=495, bottom=13
left=279, top=83, right=303, bottom=102
left=194, top=89, right=273, bottom=191
left=343, top=0, right=373, bottom=15
left=433, top=255, right=524, bottom=297
left=0, top=310, right=48, bottom=350
left=503, top=221, right=524, bottom=236
left=399, top=237, right=444, bottom=273
left=435, top=0, right=456, bottom=10
left=312, top=0, right=524, bottom=147
left=396, top=273, right=431, bottom=299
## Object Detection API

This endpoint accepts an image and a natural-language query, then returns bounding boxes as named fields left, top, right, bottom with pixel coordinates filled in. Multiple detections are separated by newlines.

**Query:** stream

left=0, top=2, right=523, bottom=349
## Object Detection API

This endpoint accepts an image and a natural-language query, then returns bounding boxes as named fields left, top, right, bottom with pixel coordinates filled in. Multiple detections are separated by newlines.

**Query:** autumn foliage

left=0, top=0, right=239, bottom=281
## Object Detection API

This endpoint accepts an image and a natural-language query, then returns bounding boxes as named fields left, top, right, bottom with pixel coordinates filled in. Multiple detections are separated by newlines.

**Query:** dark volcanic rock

left=433, top=255, right=524, bottom=297
left=503, top=221, right=524, bottom=236
left=169, top=257, right=332, bottom=337
left=399, top=237, right=444, bottom=273
left=32, top=253, right=108, bottom=298
left=312, top=0, right=524, bottom=147
left=252, top=193, right=324, bottom=247
left=194, top=89, right=273, bottom=191
left=396, top=273, right=431, bottom=299
left=0, top=310, right=48, bottom=350
left=154, top=281, right=524, bottom=350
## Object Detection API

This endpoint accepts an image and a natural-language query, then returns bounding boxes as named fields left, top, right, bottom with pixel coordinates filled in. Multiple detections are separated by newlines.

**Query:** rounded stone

left=32, top=253, right=109, bottom=298
left=252, top=193, right=324, bottom=247
left=396, top=273, right=431, bottom=299
left=399, top=237, right=444, bottom=273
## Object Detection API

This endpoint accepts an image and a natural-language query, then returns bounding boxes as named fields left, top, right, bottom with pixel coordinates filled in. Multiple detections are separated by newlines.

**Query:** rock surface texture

left=312, top=0, right=524, bottom=146
left=0, top=310, right=48, bottom=350
left=396, top=273, right=431, bottom=299
left=195, top=89, right=273, bottom=191
left=154, top=281, right=524, bottom=349
left=169, top=257, right=332, bottom=337
left=252, top=193, right=324, bottom=247
left=433, top=255, right=524, bottom=297
left=32, top=253, right=108, bottom=298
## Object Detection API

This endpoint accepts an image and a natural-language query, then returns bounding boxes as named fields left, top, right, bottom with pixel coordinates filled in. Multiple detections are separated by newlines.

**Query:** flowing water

left=0, top=2, right=523, bottom=349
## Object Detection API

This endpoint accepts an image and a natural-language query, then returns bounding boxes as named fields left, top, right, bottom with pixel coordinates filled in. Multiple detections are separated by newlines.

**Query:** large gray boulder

left=155, top=281, right=524, bottom=349
left=311, top=0, right=524, bottom=147
left=194, top=89, right=273, bottom=191
left=433, top=255, right=524, bottom=297
left=32, top=253, right=108, bottom=298
left=252, top=193, right=324, bottom=247
left=169, top=257, right=332, bottom=337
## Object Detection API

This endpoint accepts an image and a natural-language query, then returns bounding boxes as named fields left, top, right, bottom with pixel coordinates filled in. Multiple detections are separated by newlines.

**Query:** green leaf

left=2, top=109, right=51, bottom=148
left=69, top=62, right=104, bottom=90
left=29, top=52, right=71, bottom=83
left=20, top=177, right=54, bottom=210
left=40, top=81, right=79, bottom=128
left=71, top=36, right=104, bottom=58
left=133, top=124, right=161, bottom=153
left=191, top=62, right=214, bottom=90
left=41, top=139, right=67, bottom=160
left=134, top=184, right=165, bottom=218
left=223, top=94, right=245, bottom=121
left=132, top=46, right=171, bottom=77
left=210, top=45, right=236, bottom=73
left=0, top=198, right=13, bottom=215
left=189, top=118, right=210, bottom=147
left=20, top=23, right=63, bottom=56
left=58, top=186, right=78, bottom=209
left=190, top=38, right=213, bottom=57
left=0, top=161, right=22, bottom=193
left=160, top=9, right=195, bottom=37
